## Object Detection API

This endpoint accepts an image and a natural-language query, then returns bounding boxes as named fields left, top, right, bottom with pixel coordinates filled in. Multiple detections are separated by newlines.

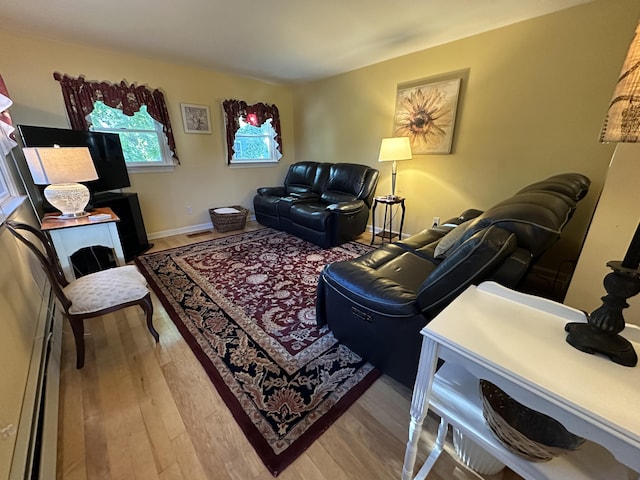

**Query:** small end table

left=40, top=207, right=125, bottom=282
left=371, top=195, right=406, bottom=245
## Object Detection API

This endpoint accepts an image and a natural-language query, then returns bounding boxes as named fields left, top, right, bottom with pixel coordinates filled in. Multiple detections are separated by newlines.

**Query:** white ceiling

left=1, top=0, right=591, bottom=83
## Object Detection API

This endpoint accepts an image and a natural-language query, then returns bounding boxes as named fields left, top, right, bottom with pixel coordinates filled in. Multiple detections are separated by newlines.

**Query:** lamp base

left=44, top=182, right=91, bottom=219
left=57, top=211, right=91, bottom=219
left=564, top=260, right=639, bottom=367
left=565, top=322, right=638, bottom=367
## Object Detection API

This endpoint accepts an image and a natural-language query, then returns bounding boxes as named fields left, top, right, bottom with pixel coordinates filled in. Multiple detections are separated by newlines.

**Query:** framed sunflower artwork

left=393, top=77, right=461, bottom=154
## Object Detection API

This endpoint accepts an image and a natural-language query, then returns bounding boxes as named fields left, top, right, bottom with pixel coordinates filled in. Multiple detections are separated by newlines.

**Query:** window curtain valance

left=222, top=99, right=282, bottom=164
left=53, top=72, right=179, bottom=162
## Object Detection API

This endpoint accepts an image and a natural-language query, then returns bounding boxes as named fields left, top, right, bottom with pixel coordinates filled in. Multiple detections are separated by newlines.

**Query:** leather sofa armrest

left=287, top=192, right=321, bottom=204
left=487, top=247, right=532, bottom=288
left=257, top=186, right=286, bottom=196
left=416, top=226, right=518, bottom=315
left=326, top=199, right=365, bottom=213
left=320, top=261, right=421, bottom=317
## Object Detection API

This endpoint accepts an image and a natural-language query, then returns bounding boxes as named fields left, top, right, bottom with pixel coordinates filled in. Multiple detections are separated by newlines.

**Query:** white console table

left=401, top=281, right=640, bottom=480
left=41, top=207, right=125, bottom=282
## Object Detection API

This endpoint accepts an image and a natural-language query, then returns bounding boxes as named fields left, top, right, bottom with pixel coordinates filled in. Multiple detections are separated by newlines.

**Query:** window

left=89, top=101, right=175, bottom=172
left=53, top=73, right=180, bottom=169
left=222, top=99, right=282, bottom=165
left=232, top=115, right=282, bottom=164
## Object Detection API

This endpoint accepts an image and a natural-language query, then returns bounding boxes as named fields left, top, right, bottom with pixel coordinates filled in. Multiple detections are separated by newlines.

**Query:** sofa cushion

left=396, top=209, right=484, bottom=260
left=284, top=161, right=320, bottom=195
left=434, top=220, right=472, bottom=258
left=320, top=163, right=374, bottom=205
left=321, top=244, right=434, bottom=316
left=289, top=203, right=329, bottom=231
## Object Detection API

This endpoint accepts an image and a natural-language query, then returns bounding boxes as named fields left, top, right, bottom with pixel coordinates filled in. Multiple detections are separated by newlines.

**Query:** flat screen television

left=17, top=124, right=131, bottom=194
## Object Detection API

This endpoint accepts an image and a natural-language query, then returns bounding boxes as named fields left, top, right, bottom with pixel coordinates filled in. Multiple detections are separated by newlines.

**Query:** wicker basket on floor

left=209, top=205, right=248, bottom=232
left=480, top=380, right=585, bottom=462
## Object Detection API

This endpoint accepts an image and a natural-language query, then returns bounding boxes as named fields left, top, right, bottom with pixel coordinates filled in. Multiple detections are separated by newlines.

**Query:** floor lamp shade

left=23, top=146, right=98, bottom=218
left=378, top=137, right=412, bottom=198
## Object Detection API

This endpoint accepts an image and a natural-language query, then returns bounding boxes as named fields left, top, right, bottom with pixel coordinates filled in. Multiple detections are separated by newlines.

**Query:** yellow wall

left=293, top=0, right=640, bottom=271
left=0, top=30, right=295, bottom=236
left=1, top=0, right=638, bottom=276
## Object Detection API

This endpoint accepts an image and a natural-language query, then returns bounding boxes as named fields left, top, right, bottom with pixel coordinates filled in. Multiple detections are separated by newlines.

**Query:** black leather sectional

left=316, top=173, right=591, bottom=387
left=253, top=162, right=379, bottom=248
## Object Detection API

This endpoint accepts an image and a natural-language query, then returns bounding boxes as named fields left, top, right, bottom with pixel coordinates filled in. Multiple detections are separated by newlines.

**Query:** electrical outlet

left=186, top=205, right=193, bottom=215
left=432, top=216, right=440, bottom=227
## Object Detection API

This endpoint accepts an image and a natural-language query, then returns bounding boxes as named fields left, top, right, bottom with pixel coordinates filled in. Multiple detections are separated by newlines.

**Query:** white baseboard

left=147, top=214, right=257, bottom=240
left=152, top=220, right=389, bottom=242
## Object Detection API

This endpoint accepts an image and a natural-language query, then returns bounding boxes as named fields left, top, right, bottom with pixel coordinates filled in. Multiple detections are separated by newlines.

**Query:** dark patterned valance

left=222, top=99, right=282, bottom=164
left=53, top=72, right=179, bottom=162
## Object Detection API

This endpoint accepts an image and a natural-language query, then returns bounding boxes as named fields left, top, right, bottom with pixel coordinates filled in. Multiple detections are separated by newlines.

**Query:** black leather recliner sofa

left=316, top=173, right=591, bottom=387
left=253, top=162, right=380, bottom=248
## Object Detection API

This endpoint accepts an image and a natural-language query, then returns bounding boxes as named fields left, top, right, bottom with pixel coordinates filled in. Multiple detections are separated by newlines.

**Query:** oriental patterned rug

left=134, top=228, right=380, bottom=476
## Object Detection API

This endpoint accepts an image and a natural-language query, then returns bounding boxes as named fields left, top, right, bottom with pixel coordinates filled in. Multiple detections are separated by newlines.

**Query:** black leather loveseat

left=316, top=173, right=591, bottom=387
left=253, top=162, right=379, bottom=248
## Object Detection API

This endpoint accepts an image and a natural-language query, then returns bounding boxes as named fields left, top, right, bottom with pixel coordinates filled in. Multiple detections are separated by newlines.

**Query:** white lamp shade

left=23, top=146, right=98, bottom=185
left=378, top=137, right=412, bottom=162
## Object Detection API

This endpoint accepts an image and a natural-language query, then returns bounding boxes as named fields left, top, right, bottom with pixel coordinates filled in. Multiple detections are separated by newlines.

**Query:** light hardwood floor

left=56, top=222, right=521, bottom=480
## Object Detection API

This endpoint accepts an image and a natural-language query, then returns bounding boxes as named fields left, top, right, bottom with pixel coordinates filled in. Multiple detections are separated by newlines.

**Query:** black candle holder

left=565, top=260, right=639, bottom=367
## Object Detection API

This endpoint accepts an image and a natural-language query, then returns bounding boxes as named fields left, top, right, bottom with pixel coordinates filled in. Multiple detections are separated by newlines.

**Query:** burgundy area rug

left=134, top=228, right=380, bottom=476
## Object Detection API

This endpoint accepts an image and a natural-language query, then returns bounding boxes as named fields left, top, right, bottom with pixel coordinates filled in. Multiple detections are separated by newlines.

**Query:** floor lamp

left=378, top=137, right=412, bottom=200
left=565, top=19, right=640, bottom=367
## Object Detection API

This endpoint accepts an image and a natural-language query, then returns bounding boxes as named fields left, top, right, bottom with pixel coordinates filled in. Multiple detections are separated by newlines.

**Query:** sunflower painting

left=393, top=78, right=461, bottom=154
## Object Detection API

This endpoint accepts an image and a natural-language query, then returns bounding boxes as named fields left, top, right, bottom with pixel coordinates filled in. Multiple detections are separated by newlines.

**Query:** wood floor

left=56, top=222, right=521, bottom=480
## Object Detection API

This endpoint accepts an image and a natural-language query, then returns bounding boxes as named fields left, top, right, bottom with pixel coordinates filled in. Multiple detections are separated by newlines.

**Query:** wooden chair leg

left=68, top=318, right=85, bottom=369
left=140, top=293, right=159, bottom=343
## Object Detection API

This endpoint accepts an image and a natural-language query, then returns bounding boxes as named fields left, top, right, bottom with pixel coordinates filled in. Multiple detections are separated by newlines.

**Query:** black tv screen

left=17, top=124, right=131, bottom=193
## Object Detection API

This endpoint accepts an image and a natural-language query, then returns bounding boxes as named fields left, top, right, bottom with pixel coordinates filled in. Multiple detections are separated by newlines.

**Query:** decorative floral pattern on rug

left=135, top=228, right=380, bottom=476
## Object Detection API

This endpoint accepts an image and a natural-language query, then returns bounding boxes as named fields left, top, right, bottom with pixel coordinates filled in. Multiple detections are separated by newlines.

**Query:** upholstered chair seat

left=64, top=265, right=150, bottom=314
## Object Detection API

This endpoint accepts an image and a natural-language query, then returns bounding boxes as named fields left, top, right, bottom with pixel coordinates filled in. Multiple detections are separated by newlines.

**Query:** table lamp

left=378, top=137, right=412, bottom=199
left=23, top=145, right=98, bottom=218
left=565, top=19, right=640, bottom=367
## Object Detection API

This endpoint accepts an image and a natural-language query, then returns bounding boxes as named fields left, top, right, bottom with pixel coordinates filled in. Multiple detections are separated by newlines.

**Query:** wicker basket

left=480, top=380, right=584, bottom=462
left=209, top=205, right=248, bottom=232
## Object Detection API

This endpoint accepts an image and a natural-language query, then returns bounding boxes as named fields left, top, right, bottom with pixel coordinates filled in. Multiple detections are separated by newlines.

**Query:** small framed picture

left=180, top=103, right=212, bottom=134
